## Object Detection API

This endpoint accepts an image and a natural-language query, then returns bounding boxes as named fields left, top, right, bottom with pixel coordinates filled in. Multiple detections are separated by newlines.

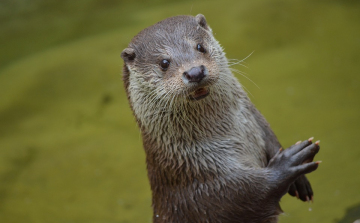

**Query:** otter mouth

left=189, top=87, right=210, bottom=101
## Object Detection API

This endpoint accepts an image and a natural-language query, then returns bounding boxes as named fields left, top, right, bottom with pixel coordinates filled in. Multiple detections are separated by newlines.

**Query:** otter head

left=121, top=14, right=235, bottom=136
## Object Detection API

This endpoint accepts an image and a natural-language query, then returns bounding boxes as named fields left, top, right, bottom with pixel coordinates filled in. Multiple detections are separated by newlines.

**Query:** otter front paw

left=267, top=139, right=320, bottom=197
left=288, top=175, right=313, bottom=202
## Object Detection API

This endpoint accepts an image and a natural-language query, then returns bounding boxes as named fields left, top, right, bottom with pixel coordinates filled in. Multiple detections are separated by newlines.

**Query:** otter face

left=121, top=14, right=230, bottom=109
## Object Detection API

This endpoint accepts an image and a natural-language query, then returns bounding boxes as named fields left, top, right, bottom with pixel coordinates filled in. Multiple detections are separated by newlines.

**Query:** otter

left=121, top=14, right=320, bottom=223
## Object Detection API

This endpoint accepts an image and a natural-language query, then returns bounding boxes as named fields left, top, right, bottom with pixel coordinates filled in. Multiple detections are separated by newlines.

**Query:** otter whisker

left=228, top=51, right=254, bottom=65
left=228, top=62, right=249, bottom=69
left=227, top=52, right=253, bottom=69
left=230, top=68, right=260, bottom=89
left=240, top=84, right=255, bottom=99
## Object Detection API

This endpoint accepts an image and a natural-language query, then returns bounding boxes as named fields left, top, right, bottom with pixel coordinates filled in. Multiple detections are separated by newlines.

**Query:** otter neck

left=138, top=78, right=266, bottom=185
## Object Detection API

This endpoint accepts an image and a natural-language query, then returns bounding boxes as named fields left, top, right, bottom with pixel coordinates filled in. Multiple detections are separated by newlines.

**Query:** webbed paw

left=267, top=138, right=320, bottom=198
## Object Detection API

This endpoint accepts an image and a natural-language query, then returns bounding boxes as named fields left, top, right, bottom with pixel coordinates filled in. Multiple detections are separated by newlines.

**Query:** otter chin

left=189, top=87, right=210, bottom=100
left=121, top=14, right=320, bottom=223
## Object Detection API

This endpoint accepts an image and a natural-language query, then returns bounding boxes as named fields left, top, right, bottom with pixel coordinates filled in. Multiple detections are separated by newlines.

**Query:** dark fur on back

left=121, top=14, right=319, bottom=223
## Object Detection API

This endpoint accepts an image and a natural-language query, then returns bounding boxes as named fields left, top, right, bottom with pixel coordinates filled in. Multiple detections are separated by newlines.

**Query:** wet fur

left=121, top=15, right=312, bottom=223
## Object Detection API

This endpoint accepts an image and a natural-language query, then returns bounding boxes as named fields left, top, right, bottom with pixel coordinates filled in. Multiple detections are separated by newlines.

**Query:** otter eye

left=197, top=44, right=206, bottom=53
left=160, top=59, right=170, bottom=70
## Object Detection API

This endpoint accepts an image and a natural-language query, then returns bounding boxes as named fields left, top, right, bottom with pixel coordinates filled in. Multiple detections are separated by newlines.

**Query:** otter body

left=121, top=15, right=320, bottom=223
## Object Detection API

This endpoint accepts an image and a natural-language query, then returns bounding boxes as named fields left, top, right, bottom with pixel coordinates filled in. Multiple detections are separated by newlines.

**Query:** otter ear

left=195, top=14, right=211, bottom=31
left=121, top=48, right=136, bottom=62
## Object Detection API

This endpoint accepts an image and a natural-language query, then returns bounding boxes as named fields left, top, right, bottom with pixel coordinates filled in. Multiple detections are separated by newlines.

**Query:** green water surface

left=0, top=0, right=359, bottom=222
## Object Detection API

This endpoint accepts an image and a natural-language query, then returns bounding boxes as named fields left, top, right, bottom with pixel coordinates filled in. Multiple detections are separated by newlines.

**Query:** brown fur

left=121, top=14, right=318, bottom=223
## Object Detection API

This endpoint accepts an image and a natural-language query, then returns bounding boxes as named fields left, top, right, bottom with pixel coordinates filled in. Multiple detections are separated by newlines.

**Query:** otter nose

left=183, top=65, right=206, bottom=83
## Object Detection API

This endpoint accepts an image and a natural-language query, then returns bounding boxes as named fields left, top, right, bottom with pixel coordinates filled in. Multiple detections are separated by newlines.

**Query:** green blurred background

left=0, top=0, right=359, bottom=222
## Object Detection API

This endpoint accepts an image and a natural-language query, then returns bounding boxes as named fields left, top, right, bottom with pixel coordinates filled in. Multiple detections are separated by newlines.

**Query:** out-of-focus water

left=0, top=0, right=359, bottom=222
